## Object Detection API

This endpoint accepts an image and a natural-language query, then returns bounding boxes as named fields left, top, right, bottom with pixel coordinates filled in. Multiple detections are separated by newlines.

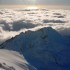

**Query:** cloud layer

left=0, top=9, right=70, bottom=44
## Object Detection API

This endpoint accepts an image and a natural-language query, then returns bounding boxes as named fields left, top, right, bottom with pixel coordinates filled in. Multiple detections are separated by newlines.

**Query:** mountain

left=0, top=27, right=70, bottom=70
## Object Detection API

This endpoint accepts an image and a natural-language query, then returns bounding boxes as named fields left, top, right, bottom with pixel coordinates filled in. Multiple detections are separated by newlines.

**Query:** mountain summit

left=0, top=27, right=70, bottom=70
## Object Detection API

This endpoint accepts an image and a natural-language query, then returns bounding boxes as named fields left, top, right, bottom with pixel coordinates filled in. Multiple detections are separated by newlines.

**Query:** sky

left=0, top=0, right=70, bottom=6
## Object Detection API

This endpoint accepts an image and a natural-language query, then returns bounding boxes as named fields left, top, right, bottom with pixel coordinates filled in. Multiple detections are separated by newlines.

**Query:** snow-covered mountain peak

left=0, top=27, right=68, bottom=52
left=0, top=27, right=70, bottom=70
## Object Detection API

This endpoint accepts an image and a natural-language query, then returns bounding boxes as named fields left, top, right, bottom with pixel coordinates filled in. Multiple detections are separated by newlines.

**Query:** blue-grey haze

left=0, top=0, right=70, bottom=5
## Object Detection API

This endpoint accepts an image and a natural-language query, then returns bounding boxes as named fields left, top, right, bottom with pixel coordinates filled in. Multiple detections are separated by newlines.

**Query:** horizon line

left=0, top=5, right=70, bottom=9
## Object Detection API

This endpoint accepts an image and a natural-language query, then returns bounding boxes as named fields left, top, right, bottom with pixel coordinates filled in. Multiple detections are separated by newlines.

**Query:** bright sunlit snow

left=0, top=49, right=36, bottom=70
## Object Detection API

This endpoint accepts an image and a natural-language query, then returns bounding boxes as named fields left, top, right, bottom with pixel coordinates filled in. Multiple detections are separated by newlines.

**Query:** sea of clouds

left=0, top=9, right=70, bottom=44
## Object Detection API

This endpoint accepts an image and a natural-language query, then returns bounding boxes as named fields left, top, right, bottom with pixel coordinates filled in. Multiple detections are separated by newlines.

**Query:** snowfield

left=0, top=49, right=36, bottom=70
left=0, top=9, right=70, bottom=70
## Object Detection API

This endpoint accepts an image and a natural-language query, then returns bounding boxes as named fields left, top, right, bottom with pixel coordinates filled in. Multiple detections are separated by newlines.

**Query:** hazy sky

left=0, top=0, right=70, bottom=5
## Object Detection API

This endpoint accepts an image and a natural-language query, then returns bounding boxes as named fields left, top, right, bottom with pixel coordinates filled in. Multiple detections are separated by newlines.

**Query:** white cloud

left=0, top=9, right=70, bottom=43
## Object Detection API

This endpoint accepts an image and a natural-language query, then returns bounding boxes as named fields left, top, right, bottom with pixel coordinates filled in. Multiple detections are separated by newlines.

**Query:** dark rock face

left=0, top=27, right=70, bottom=70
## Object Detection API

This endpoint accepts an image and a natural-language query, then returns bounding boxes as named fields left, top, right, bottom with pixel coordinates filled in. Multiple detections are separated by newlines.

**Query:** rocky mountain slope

left=0, top=27, right=70, bottom=70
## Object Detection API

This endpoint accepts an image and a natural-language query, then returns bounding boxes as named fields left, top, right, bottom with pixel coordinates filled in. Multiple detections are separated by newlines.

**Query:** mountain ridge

left=0, top=27, right=70, bottom=70
left=0, top=27, right=68, bottom=51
